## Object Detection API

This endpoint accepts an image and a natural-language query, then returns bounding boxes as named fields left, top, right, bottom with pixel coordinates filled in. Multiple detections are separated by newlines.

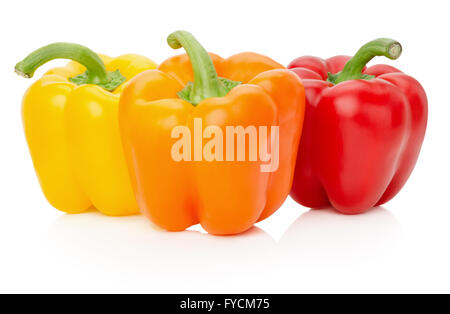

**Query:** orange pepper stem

left=15, top=43, right=125, bottom=91
left=329, top=38, right=402, bottom=84
left=167, top=30, right=238, bottom=105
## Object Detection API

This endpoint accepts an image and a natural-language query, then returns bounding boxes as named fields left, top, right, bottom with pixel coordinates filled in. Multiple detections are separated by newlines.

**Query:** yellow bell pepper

left=15, top=43, right=157, bottom=216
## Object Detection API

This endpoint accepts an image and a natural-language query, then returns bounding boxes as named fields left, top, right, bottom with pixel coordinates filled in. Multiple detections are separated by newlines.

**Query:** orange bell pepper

left=119, top=31, right=305, bottom=235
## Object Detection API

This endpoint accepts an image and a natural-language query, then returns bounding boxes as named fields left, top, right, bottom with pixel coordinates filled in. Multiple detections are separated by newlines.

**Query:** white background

left=0, top=0, right=448, bottom=293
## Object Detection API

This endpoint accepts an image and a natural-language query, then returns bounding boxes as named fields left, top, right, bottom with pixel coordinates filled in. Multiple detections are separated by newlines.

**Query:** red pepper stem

left=334, top=38, right=402, bottom=84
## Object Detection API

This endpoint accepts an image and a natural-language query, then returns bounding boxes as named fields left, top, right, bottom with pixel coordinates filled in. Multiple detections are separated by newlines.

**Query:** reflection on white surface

left=36, top=207, right=402, bottom=292
left=0, top=206, right=404, bottom=293
left=44, top=212, right=279, bottom=292
left=47, top=212, right=277, bottom=264
left=280, top=207, right=402, bottom=266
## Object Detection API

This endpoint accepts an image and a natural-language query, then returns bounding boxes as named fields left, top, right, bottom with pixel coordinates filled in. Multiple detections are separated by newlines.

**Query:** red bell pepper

left=288, top=38, right=428, bottom=214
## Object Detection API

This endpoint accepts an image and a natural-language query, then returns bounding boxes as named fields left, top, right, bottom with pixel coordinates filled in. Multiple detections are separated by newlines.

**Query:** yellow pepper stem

left=15, top=43, right=125, bottom=91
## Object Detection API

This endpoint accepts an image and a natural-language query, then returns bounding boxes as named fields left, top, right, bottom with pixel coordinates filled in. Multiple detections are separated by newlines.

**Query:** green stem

left=15, top=43, right=108, bottom=83
left=167, top=31, right=238, bottom=105
left=333, top=38, right=402, bottom=84
left=15, top=43, right=125, bottom=91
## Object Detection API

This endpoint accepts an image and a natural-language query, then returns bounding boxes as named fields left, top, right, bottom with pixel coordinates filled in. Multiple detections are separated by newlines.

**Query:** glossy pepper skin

left=15, top=43, right=157, bottom=215
left=120, top=31, right=305, bottom=235
left=289, top=39, right=427, bottom=214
